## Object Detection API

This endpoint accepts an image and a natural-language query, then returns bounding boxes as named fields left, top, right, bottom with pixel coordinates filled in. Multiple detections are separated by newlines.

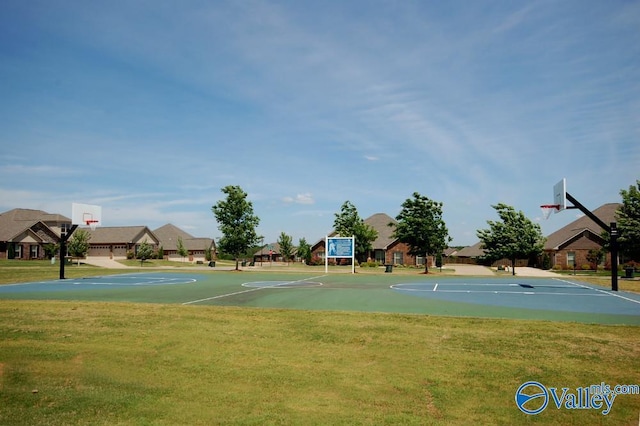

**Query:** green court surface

left=1, top=271, right=639, bottom=325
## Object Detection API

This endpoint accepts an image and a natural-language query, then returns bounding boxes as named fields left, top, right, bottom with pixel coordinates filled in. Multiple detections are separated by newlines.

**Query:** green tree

left=297, top=237, right=312, bottom=265
left=67, top=229, right=91, bottom=265
left=212, top=185, right=261, bottom=270
left=333, top=201, right=378, bottom=262
left=277, top=232, right=294, bottom=265
left=137, top=239, right=154, bottom=264
left=617, top=180, right=640, bottom=262
left=391, top=192, right=450, bottom=273
left=43, top=243, right=58, bottom=260
left=586, top=248, right=604, bottom=272
left=176, top=236, right=188, bottom=262
left=476, top=203, right=545, bottom=276
left=204, top=245, right=213, bottom=262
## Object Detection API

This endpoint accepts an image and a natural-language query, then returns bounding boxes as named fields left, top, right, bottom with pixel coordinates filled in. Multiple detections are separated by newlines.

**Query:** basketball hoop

left=85, top=220, right=99, bottom=231
left=540, top=204, right=559, bottom=220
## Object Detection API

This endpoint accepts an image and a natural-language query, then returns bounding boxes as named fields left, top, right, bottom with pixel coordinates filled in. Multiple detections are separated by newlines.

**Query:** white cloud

left=283, top=193, right=315, bottom=205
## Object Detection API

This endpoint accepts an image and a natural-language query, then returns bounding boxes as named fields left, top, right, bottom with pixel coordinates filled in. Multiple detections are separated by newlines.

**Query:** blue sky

left=1, top=0, right=638, bottom=247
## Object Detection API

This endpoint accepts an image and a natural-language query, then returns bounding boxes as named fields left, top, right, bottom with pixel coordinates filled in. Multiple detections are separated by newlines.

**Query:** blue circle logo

left=515, top=381, right=548, bottom=415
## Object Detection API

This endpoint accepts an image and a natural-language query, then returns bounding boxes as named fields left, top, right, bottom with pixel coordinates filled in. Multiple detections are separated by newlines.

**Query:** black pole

left=565, top=192, right=618, bottom=291
left=59, top=225, right=78, bottom=280
left=610, top=223, right=618, bottom=292
left=59, top=233, right=67, bottom=280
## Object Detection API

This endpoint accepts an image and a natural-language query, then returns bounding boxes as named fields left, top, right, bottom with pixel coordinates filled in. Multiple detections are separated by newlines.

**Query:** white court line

left=554, top=278, right=640, bottom=305
left=182, top=274, right=328, bottom=305
left=433, top=283, right=438, bottom=292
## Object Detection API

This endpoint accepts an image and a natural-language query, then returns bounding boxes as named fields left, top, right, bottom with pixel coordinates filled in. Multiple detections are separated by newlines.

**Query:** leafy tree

left=277, top=232, right=294, bottom=265
left=297, top=237, right=312, bottom=264
left=212, top=185, right=261, bottom=270
left=157, top=245, right=164, bottom=260
left=333, top=201, right=378, bottom=262
left=67, top=229, right=91, bottom=265
left=476, top=203, right=545, bottom=276
left=617, top=180, right=640, bottom=262
left=391, top=192, right=450, bottom=273
left=43, top=243, right=58, bottom=260
left=176, top=236, right=188, bottom=262
left=586, top=248, right=605, bottom=272
left=136, top=239, right=154, bottom=263
left=204, top=245, right=213, bottom=262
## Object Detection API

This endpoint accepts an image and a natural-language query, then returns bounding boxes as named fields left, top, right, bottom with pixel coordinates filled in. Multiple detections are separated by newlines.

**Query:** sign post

left=325, top=236, right=355, bottom=274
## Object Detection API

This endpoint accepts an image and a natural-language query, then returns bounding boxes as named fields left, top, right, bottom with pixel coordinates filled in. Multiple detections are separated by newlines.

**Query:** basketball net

left=86, top=220, right=99, bottom=231
left=540, top=205, right=559, bottom=220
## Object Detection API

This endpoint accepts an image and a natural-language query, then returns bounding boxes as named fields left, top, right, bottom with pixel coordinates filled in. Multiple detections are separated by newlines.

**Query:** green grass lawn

left=0, top=261, right=639, bottom=424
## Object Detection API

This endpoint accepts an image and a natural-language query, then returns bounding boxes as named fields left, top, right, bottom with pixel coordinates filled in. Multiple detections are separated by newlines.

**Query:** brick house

left=454, top=203, right=621, bottom=269
left=84, top=226, right=160, bottom=258
left=543, top=203, right=620, bottom=269
left=0, top=207, right=215, bottom=262
left=153, top=224, right=216, bottom=262
left=311, top=213, right=431, bottom=266
left=0, top=208, right=71, bottom=260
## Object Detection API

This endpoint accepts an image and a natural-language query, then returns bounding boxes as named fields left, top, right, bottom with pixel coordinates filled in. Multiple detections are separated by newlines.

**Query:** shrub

left=581, top=264, right=591, bottom=270
left=126, top=250, right=135, bottom=260
left=552, top=264, right=563, bottom=270
left=360, top=261, right=380, bottom=268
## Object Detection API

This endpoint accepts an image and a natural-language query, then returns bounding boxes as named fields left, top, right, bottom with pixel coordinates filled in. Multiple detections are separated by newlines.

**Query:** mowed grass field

left=1, top=261, right=639, bottom=424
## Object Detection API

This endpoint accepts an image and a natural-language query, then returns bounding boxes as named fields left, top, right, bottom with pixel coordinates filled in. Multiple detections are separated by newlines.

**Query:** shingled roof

left=544, top=203, right=620, bottom=250
left=0, top=208, right=70, bottom=241
left=85, top=226, right=157, bottom=244
left=364, top=213, right=398, bottom=250
left=153, top=224, right=214, bottom=251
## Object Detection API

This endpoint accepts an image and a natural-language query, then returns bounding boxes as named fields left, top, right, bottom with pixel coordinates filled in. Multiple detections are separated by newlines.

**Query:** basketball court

left=6, top=182, right=634, bottom=324
left=1, top=271, right=639, bottom=324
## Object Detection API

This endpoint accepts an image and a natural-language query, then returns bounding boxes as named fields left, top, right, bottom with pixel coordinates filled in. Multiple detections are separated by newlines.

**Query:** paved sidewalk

left=446, top=264, right=561, bottom=277
left=83, top=257, right=131, bottom=268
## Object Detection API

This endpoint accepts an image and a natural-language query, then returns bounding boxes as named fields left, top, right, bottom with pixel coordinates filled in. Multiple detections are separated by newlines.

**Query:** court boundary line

left=390, top=280, right=618, bottom=298
left=555, top=278, right=640, bottom=305
left=182, top=274, right=328, bottom=305
left=0, top=273, right=198, bottom=288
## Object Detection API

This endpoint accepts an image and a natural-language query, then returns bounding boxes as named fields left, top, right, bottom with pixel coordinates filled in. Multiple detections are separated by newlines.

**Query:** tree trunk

left=235, top=258, right=240, bottom=271
left=511, top=257, right=516, bottom=276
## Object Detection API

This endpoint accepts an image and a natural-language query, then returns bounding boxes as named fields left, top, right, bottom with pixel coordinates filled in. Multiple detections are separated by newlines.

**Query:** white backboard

left=553, top=178, right=567, bottom=212
left=72, top=203, right=102, bottom=227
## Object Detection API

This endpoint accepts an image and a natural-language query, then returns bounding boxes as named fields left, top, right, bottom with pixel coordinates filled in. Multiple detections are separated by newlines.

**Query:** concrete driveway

left=446, top=263, right=560, bottom=277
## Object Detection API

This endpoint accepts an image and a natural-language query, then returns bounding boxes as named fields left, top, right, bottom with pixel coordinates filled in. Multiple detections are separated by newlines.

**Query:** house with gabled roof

left=85, top=226, right=160, bottom=258
left=310, top=213, right=428, bottom=266
left=153, top=224, right=216, bottom=262
left=0, top=208, right=71, bottom=260
left=544, top=203, right=620, bottom=269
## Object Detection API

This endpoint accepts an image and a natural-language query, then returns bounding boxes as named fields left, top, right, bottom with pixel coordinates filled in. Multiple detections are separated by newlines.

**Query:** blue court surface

left=390, top=277, right=640, bottom=317
left=1, top=272, right=639, bottom=324
left=0, top=273, right=198, bottom=292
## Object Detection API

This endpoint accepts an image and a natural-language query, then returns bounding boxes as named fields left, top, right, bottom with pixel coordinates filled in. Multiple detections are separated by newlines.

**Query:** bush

left=360, top=261, right=380, bottom=268
left=126, top=250, right=135, bottom=260
left=552, top=264, right=563, bottom=270
left=581, top=264, right=591, bottom=270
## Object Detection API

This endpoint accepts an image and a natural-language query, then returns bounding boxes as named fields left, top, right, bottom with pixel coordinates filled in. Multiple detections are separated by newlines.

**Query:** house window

left=30, top=245, right=39, bottom=259
left=14, top=244, right=23, bottom=259
left=567, top=251, right=576, bottom=267
left=393, top=252, right=403, bottom=265
left=374, top=250, right=385, bottom=264
left=416, top=255, right=425, bottom=266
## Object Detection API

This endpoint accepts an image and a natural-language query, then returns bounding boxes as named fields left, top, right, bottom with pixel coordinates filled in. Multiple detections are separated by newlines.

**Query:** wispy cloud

left=283, top=193, right=315, bottom=205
